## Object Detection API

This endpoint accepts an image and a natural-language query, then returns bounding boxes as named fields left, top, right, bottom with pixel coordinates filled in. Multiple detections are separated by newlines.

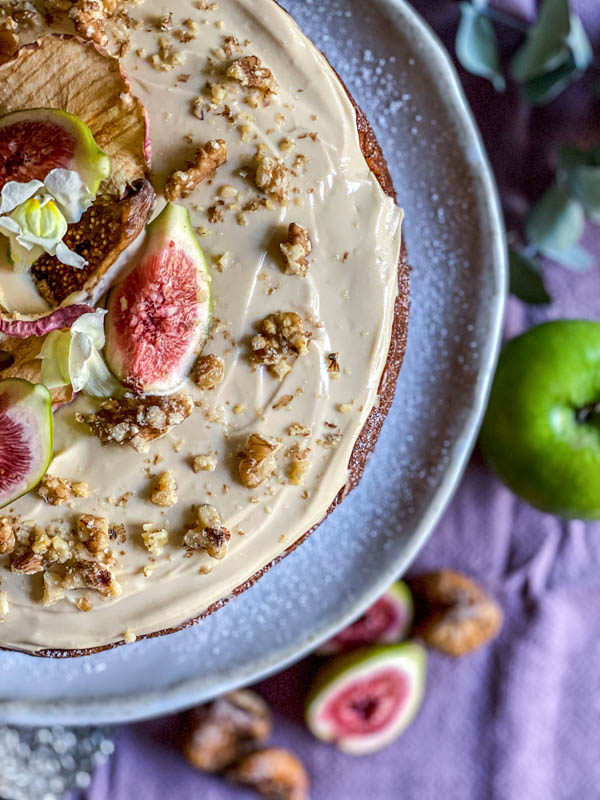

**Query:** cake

left=0, top=0, right=408, bottom=655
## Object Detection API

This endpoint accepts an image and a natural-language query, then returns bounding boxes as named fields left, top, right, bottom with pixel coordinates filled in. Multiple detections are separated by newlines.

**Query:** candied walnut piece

left=254, top=148, right=288, bottom=203
left=183, top=690, right=272, bottom=773
left=142, top=524, right=169, bottom=556
left=251, top=312, right=310, bottom=379
left=408, top=570, right=503, bottom=657
left=38, top=475, right=71, bottom=506
left=69, top=0, right=109, bottom=47
left=227, top=56, right=278, bottom=104
left=0, top=517, right=15, bottom=555
left=78, top=392, right=193, bottom=453
left=151, top=471, right=178, bottom=508
left=227, top=748, right=309, bottom=800
left=193, top=354, right=225, bottom=390
left=239, top=433, right=281, bottom=489
left=10, top=551, right=43, bottom=575
left=77, top=514, right=110, bottom=555
left=164, top=140, right=227, bottom=202
left=280, top=223, right=311, bottom=277
left=184, top=504, right=231, bottom=560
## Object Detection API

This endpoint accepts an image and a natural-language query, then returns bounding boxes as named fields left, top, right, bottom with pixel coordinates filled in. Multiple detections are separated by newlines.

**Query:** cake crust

left=29, top=72, right=410, bottom=658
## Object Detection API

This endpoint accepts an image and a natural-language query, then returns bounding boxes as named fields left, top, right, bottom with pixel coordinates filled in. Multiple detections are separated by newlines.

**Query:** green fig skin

left=480, top=320, right=600, bottom=519
left=104, top=203, right=212, bottom=396
left=0, top=378, right=53, bottom=509
left=0, top=108, right=111, bottom=201
left=305, top=642, right=426, bottom=755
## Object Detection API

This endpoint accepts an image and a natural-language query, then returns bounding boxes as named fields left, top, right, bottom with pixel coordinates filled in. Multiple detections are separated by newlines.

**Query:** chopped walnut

left=227, top=748, right=309, bottom=800
left=0, top=517, right=15, bottom=555
left=193, top=354, right=225, bottom=390
left=288, top=423, right=310, bottom=437
left=38, top=475, right=90, bottom=506
left=69, top=0, right=109, bottom=47
left=254, top=148, right=288, bottom=203
left=77, top=515, right=110, bottom=555
left=10, top=551, right=43, bottom=575
left=42, top=572, right=66, bottom=607
left=149, top=34, right=186, bottom=71
left=280, top=223, right=311, bottom=277
left=0, top=590, right=9, bottom=619
left=288, top=445, right=310, bottom=487
left=164, top=140, right=227, bottom=202
left=193, top=453, right=218, bottom=473
left=151, top=471, right=178, bottom=508
left=142, top=524, right=169, bottom=556
left=251, top=312, right=310, bottom=379
left=227, top=56, right=278, bottom=104
left=184, top=504, right=230, bottom=560
left=223, top=35, right=243, bottom=57
left=77, top=393, right=193, bottom=453
left=239, top=433, right=281, bottom=489
left=64, top=560, right=119, bottom=597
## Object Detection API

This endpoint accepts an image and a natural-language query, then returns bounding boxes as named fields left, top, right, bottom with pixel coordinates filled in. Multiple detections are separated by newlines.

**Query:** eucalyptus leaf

left=456, top=3, right=505, bottom=91
left=559, top=145, right=600, bottom=222
left=526, top=180, right=585, bottom=256
left=511, top=0, right=592, bottom=105
left=509, top=248, right=551, bottom=304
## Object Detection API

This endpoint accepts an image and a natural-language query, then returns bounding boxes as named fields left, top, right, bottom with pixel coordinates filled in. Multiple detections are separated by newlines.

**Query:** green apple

left=480, top=319, right=600, bottom=519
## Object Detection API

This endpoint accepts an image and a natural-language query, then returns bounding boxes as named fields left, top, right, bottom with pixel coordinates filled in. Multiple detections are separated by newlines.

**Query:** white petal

left=44, top=168, right=96, bottom=224
left=71, top=309, right=107, bottom=349
left=0, top=180, right=44, bottom=215
left=55, top=242, right=87, bottom=269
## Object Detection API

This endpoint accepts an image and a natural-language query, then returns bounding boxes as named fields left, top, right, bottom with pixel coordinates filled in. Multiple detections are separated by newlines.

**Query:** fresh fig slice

left=0, top=377, right=53, bottom=508
left=317, top=582, right=414, bottom=655
left=104, top=203, right=211, bottom=396
left=0, top=108, right=111, bottom=205
left=31, top=179, right=156, bottom=306
left=0, top=35, right=150, bottom=195
left=0, top=303, right=94, bottom=338
left=306, top=643, right=426, bottom=755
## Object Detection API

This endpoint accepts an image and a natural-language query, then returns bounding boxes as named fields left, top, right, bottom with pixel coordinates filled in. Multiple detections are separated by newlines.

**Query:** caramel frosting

left=0, top=0, right=402, bottom=652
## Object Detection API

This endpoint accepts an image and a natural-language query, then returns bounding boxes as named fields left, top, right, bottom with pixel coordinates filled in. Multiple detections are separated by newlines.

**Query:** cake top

left=0, top=0, right=402, bottom=653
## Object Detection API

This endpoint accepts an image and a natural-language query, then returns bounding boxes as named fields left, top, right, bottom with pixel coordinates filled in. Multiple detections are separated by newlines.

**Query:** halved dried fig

left=0, top=35, right=150, bottom=195
left=408, top=570, right=503, bottom=656
left=182, top=690, right=272, bottom=773
left=31, top=179, right=155, bottom=306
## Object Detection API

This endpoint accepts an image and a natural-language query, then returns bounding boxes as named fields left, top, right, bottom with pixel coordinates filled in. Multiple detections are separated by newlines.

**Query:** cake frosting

left=0, top=0, right=402, bottom=653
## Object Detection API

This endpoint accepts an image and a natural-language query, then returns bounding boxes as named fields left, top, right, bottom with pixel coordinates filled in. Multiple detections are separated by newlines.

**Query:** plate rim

left=0, top=0, right=507, bottom=727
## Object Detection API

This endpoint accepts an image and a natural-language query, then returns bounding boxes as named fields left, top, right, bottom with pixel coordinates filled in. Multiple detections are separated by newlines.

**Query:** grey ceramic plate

left=0, top=0, right=506, bottom=726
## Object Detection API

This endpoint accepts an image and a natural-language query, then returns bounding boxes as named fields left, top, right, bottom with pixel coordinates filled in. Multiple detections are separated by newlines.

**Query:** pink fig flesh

left=0, top=117, right=75, bottom=189
left=0, top=304, right=94, bottom=339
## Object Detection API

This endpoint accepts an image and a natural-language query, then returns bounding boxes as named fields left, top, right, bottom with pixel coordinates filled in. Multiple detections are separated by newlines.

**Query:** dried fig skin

left=408, top=570, right=503, bottom=657
left=182, top=690, right=272, bottom=774
left=227, top=748, right=309, bottom=800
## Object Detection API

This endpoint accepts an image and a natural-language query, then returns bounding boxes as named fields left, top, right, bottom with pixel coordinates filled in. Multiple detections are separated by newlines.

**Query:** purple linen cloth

left=72, top=3, right=600, bottom=799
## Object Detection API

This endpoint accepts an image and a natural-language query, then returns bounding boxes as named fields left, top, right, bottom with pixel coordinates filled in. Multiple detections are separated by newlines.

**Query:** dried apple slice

left=0, top=34, right=151, bottom=195
left=31, top=178, right=155, bottom=306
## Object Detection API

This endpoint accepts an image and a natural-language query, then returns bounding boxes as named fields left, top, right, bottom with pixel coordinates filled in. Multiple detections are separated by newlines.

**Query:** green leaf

left=526, top=180, right=586, bottom=256
left=559, top=145, right=600, bottom=222
left=508, top=248, right=551, bottom=304
left=510, top=0, right=592, bottom=105
left=540, top=243, right=594, bottom=271
left=456, top=3, right=506, bottom=91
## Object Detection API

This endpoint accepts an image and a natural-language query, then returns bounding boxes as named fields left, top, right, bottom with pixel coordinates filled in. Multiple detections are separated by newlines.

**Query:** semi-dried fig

left=182, top=690, right=271, bottom=773
left=408, top=570, right=503, bottom=657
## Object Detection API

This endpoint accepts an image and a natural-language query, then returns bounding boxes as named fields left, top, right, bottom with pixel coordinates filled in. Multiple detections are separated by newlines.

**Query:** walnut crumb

left=38, top=475, right=90, bottom=506
left=142, top=524, right=169, bottom=556
left=239, top=433, right=281, bottom=489
left=123, top=629, right=137, bottom=644
left=280, top=223, right=311, bottom=277
left=193, top=453, right=218, bottom=473
left=288, top=423, right=311, bottom=437
left=0, top=517, right=15, bottom=555
left=164, top=139, right=227, bottom=202
left=327, top=353, right=341, bottom=379
left=151, top=471, right=178, bottom=508
left=273, top=395, right=293, bottom=410
left=193, top=354, right=225, bottom=390
left=184, top=504, right=231, bottom=560
left=75, top=597, right=93, bottom=612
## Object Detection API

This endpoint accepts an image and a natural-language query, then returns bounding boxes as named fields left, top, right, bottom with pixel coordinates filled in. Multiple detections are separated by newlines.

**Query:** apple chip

left=0, top=35, right=151, bottom=195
